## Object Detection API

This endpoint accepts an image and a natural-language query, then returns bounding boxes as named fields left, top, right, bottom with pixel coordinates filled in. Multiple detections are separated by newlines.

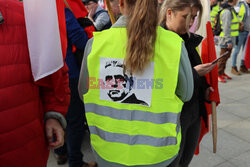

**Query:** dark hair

left=125, top=0, right=158, bottom=74
left=190, top=0, right=203, bottom=31
left=82, top=0, right=98, bottom=4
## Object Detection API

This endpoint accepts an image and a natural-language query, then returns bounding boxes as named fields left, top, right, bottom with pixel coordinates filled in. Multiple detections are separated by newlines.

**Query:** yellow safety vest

left=220, top=9, right=240, bottom=37
left=211, top=4, right=220, bottom=28
left=238, top=2, right=249, bottom=22
left=83, top=27, right=184, bottom=166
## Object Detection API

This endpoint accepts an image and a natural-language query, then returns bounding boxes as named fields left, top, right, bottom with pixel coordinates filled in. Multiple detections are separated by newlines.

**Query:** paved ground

left=47, top=48, right=250, bottom=167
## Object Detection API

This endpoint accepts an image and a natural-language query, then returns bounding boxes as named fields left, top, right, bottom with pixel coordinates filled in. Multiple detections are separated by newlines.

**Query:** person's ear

left=166, top=8, right=173, bottom=20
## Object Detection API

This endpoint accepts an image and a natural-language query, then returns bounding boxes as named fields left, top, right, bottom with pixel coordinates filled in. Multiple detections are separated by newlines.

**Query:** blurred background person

left=211, top=0, right=222, bottom=29
left=231, top=0, right=250, bottom=74
left=110, top=0, right=121, bottom=20
left=217, top=0, right=239, bottom=82
left=82, top=0, right=112, bottom=31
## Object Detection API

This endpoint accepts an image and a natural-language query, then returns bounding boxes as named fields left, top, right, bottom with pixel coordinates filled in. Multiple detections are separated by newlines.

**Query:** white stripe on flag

left=23, top=0, right=64, bottom=81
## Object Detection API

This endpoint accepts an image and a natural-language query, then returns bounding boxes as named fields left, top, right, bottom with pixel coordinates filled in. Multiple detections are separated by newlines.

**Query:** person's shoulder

left=95, top=5, right=107, bottom=14
left=190, top=33, right=203, bottom=43
left=65, top=8, right=72, bottom=14
left=65, top=8, right=75, bottom=20
left=157, top=26, right=182, bottom=41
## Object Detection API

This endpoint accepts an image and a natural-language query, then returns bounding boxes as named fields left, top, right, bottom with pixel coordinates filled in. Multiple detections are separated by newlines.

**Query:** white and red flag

left=23, top=0, right=67, bottom=81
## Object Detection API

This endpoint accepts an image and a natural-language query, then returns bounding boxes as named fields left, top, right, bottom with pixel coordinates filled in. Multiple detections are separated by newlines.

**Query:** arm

left=175, top=43, right=194, bottom=102
left=221, top=9, right=233, bottom=45
left=38, top=64, right=70, bottom=117
left=38, top=63, right=70, bottom=149
left=78, top=38, right=94, bottom=101
left=65, top=8, right=89, bottom=50
left=93, top=12, right=110, bottom=31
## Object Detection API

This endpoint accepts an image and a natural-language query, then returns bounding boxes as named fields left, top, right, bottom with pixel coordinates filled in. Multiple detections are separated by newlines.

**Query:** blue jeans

left=55, top=78, right=87, bottom=167
left=232, top=31, right=249, bottom=67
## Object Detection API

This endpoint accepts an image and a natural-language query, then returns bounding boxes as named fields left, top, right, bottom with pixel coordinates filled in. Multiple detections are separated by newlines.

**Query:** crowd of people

left=210, top=0, right=250, bottom=82
left=0, top=0, right=249, bottom=167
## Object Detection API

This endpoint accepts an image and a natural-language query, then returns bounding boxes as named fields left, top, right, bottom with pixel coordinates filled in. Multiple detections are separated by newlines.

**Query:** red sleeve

left=36, top=63, right=70, bottom=116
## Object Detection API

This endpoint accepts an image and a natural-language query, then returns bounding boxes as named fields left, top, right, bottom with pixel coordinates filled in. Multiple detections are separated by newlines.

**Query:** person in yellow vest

left=211, top=0, right=223, bottom=45
left=231, top=0, right=250, bottom=74
left=159, top=0, right=216, bottom=166
left=211, top=0, right=222, bottom=29
left=78, top=0, right=194, bottom=166
left=217, top=0, right=240, bottom=82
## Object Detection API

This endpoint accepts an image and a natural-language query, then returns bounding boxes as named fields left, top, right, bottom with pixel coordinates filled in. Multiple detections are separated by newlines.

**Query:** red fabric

left=0, top=0, right=70, bottom=166
left=84, top=26, right=95, bottom=38
left=195, top=22, right=220, bottom=155
left=66, top=0, right=88, bottom=18
left=66, top=0, right=95, bottom=38
left=57, top=0, right=67, bottom=60
left=245, top=34, right=250, bottom=69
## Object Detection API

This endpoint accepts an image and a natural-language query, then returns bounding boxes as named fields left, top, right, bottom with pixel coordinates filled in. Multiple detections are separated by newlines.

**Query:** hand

left=88, top=6, right=97, bottom=19
left=227, top=43, right=233, bottom=49
left=45, top=118, right=64, bottom=149
left=194, top=63, right=217, bottom=76
left=239, top=22, right=244, bottom=32
left=205, top=87, right=214, bottom=101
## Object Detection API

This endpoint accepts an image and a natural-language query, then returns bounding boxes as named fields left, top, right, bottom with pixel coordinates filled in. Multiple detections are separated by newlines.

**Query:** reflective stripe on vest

left=220, top=9, right=240, bottom=37
left=83, top=26, right=184, bottom=166
left=85, top=103, right=181, bottom=124
left=211, top=4, right=220, bottom=28
left=88, top=125, right=180, bottom=147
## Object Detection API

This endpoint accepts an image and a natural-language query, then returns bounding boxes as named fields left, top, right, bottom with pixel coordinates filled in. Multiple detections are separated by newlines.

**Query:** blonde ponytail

left=125, top=0, right=158, bottom=74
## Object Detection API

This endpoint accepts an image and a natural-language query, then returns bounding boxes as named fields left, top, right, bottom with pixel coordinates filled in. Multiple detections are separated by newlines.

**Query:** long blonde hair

left=124, top=0, right=158, bottom=74
left=158, top=0, right=192, bottom=26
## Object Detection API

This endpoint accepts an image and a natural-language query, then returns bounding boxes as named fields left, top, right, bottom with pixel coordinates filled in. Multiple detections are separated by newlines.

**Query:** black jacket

left=180, top=33, right=209, bottom=127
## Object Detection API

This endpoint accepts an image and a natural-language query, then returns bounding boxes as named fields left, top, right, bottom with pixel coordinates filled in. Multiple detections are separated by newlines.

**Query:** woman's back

left=78, top=17, right=193, bottom=167
left=78, top=0, right=193, bottom=166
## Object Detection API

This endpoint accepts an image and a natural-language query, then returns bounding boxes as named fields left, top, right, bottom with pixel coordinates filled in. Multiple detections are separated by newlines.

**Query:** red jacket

left=0, top=1, right=70, bottom=166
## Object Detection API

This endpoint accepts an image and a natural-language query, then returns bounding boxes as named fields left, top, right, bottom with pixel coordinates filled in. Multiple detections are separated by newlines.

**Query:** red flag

left=66, top=0, right=95, bottom=38
left=57, top=0, right=67, bottom=60
left=65, top=0, right=88, bottom=18
left=195, top=22, right=220, bottom=155
left=244, top=34, right=250, bottom=69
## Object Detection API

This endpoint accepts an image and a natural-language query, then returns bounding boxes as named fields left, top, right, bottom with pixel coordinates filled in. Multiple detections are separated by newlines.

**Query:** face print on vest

left=99, top=58, right=155, bottom=107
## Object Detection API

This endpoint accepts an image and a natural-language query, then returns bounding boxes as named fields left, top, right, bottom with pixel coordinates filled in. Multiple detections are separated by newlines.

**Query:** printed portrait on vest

left=99, top=58, right=155, bottom=107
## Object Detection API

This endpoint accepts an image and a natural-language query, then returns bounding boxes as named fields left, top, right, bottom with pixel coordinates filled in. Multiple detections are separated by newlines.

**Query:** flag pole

left=105, top=0, right=116, bottom=24
left=211, top=101, right=217, bottom=153
left=63, top=0, right=72, bottom=11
